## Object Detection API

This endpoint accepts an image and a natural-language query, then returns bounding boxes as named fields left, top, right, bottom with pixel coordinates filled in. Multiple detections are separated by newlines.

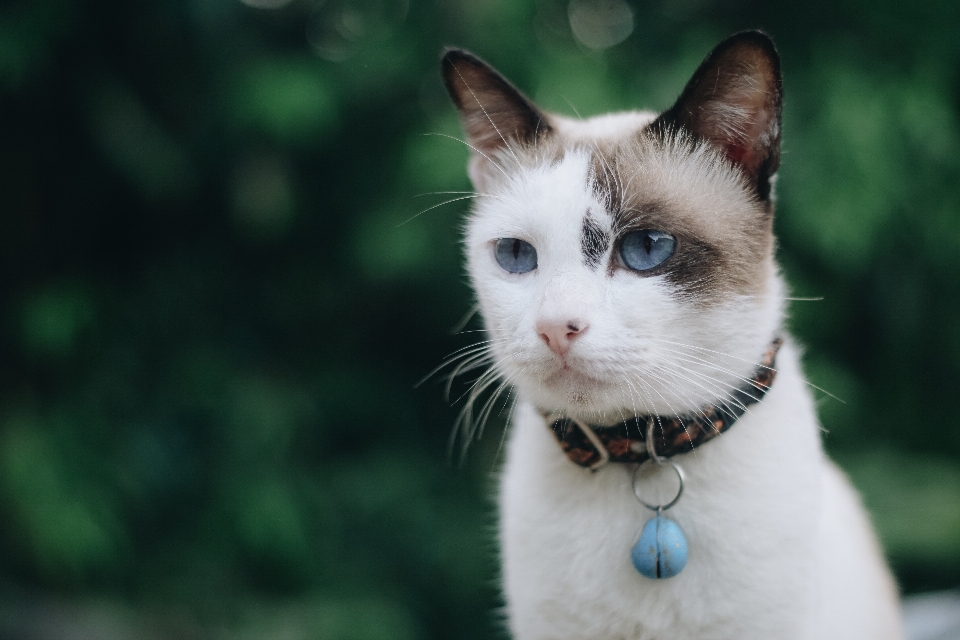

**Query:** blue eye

left=620, top=230, right=676, bottom=272
left=495, top=238, right=538, bottom=274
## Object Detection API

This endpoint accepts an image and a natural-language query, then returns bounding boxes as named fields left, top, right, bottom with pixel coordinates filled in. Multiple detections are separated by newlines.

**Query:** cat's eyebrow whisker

left=414, top=190, right=479, bottom=197
left=413, top=190, right=521, bottom=208
left=423, top=132, right=512, bottom=182
left=413, top=190, right=476, bottom=197
left=560, top=94, right=583, bottom=120
left=449, top=65, right=523, bottom=167
left=588, top=140, right=618, bottom=201
left=398, top=194, right=491, bottom=227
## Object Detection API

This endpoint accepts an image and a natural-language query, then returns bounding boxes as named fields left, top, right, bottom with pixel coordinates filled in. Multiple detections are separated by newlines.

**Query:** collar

left=544, top=338, right=783, bottom=471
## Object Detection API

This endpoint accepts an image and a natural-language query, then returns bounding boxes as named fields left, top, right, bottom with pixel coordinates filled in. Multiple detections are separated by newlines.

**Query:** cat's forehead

left=507, top=115, right=768, bottom=240
left=552, top=111, right=658, bottom=143
left=472, top=150, right=603, bottom=267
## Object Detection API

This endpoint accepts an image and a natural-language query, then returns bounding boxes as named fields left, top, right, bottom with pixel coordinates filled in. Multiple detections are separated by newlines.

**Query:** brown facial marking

left=442, top=41, right=777, bottom=303
left=590, top=132, right=774, bottom=302
left=580, top=212, right=608, bottom=268
left=609, top=201, right=721, bottom=296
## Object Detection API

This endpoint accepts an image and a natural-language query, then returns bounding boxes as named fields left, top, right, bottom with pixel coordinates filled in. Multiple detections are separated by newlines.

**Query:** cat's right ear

left=652, top=31, right=782, bottom=201
left=441, top=49, right=551, bottom=188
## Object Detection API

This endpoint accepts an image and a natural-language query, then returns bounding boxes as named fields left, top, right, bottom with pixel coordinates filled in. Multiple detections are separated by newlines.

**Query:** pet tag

left=630, top=460, right=688, bottom=579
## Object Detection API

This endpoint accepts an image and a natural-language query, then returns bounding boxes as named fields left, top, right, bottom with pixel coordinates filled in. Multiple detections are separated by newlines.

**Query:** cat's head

left=442, top=32, right=785, bottom=423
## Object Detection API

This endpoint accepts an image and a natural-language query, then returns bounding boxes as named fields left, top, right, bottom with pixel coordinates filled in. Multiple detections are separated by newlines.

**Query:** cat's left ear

left=653, top=31, right=782, bottom=200
left=441, top=49, right=551, bottom=188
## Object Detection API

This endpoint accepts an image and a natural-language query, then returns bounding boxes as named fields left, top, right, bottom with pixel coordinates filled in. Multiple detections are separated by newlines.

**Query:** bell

left=630, top=514, right=688, bottom=579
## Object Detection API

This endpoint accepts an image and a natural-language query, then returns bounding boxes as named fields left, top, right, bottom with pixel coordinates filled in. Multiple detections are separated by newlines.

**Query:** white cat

left=440, top=32, right=905, bottom=639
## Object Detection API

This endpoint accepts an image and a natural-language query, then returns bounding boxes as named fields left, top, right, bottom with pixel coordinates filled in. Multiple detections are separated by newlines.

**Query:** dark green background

left=1, top=0, right=958, bottom=637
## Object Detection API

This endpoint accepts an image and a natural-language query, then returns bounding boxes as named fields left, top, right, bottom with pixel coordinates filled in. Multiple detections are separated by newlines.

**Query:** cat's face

left=444, top=33, right=785, bottom=422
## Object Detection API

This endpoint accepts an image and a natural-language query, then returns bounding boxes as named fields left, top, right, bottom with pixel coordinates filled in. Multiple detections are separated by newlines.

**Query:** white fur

left=460, top=119, right=904, bottom=638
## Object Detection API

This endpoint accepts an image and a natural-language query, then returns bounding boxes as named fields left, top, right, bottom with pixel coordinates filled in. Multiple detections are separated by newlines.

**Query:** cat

left=439, top=31, right=905, bottom=640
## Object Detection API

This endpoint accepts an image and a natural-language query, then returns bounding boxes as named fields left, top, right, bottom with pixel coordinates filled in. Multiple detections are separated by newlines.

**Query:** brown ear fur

left=441, top=49, right=551, bottom=157
left=652, top=31, right=782, bottom=200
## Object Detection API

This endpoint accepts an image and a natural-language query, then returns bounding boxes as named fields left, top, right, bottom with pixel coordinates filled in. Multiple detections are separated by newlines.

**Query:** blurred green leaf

left=0, top=416, right=127, bottom=581
left=18, top=284, right=95, bottom=358
left=231, top=57, right=340, bottom=145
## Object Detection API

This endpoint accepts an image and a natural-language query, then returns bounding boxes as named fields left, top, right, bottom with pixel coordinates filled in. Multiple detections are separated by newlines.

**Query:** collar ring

left=632, top=461, right=685, bottom=512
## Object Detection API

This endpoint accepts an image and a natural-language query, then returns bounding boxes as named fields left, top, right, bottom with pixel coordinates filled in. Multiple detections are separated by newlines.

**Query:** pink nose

left=536, top=319, right=588, bottom=357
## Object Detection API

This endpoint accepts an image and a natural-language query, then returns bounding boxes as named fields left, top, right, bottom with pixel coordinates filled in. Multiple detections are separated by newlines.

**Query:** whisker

left=655, top=348, right=773, bottom=394
left=397, top=194, right=488, bottom=227
left=451, top=305, right=481, bottom=334
left=630, top=370, right=697, bottom=455
left=641, top=336, right=773, bottom=371
left=451, top=358, right=521, bottom=461
left=416, top=340, right=495, bottom=388
left=423, top=132, right=512, bottom=182
left=491, top=392, right=521, bottom=470
left=448, top=64, right=523, bottom=167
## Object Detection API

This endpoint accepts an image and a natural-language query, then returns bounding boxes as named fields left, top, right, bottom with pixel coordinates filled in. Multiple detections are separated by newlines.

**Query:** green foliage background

left=1, top=0, right=959, bottom=637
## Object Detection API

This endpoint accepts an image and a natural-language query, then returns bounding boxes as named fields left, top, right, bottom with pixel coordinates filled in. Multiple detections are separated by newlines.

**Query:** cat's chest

left=497, top=354, right=822, bottom=639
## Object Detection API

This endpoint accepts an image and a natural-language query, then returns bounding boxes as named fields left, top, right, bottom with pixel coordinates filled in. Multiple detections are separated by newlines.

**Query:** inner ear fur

left=653, top=31, right=783, bottom=200
left=441, top=49, right=551, bottom=158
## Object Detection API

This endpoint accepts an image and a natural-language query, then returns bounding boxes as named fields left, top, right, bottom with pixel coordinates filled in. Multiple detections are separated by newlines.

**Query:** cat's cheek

left=606, top=277, right=680, bottom=330
left=472, top=280, right=541, bottom=355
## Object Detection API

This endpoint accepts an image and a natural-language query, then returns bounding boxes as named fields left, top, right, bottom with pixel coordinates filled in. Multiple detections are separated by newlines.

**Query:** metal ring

left=632, top=461, right=685, bottom=512
left=645, top=417, right=664, bottom=464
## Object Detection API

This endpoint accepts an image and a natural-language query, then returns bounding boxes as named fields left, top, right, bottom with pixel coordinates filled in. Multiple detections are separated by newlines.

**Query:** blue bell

left=631, top=514, right=688, bottom=579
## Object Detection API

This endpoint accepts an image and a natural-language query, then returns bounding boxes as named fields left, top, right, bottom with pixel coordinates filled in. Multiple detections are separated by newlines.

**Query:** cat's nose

left=536, top=319, right=588, bottom=357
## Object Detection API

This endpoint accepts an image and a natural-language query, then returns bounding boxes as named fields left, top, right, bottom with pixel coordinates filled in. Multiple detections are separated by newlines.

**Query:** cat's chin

left=519, top=366, right=624, bottom=416
left=516, top=361, right=722, bottom=421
